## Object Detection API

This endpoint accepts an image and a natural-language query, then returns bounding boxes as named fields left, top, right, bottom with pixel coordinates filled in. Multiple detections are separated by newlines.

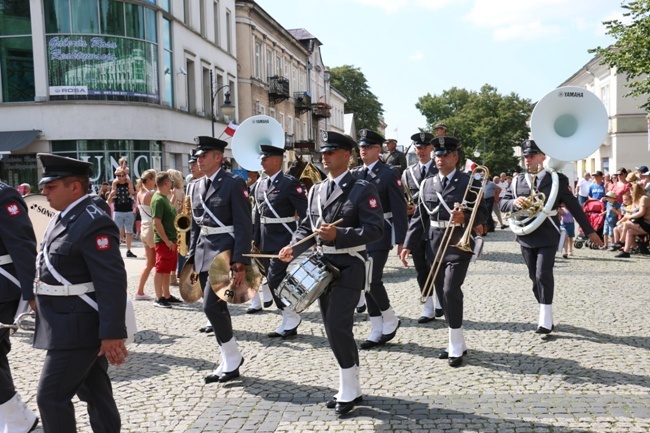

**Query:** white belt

left=0, top=254, right=12, bottom=266
left=260, top=216, right=296, bottom=224
left=34, top=281, right=95, bottom=296
left=430, top=220, right=463, bottom=228
left=383, top=212, right=393, bottom=219
left=200, top=225, right=235, bottom=236
left=319, top=245, right=366, bottom=255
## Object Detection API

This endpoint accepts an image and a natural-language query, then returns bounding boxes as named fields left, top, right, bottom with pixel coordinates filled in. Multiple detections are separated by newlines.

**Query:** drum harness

left=196, top=184, right=236, bottom=239
left=254, top=177, right=298, bottom=236
left=309, top=180, right=373, bottom=292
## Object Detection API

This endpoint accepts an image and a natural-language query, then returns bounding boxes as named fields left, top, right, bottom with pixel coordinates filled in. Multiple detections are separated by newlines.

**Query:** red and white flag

left=224, top=121, right=238, bottom=137
left=464, top=158, right=477, bottom=173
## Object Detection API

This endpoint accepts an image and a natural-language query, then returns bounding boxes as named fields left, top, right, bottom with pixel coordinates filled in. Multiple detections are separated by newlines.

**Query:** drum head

left=179, top=255, right=203, bottom=303
left=23, top=194, right=57, bottom=243
left=209, top=250, right=262, bottom=304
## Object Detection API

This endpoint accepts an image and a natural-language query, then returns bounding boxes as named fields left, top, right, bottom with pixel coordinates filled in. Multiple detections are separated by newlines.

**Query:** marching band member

left=400, top=137, right=488, bottom=367
left=0, top=182, right=38, bottom=432
left=401, top=132, right=444, bottom=323
left=252, top=145, right=307, bottom=337
left=188, top=137, right=252, bottom=383
left=35, top=153, right=128, bottom=432
left=351, top=129, right=408, bottom=349
left=500, top=140, right=602, bottom=336
left=277, top=131, right=384, bottom=415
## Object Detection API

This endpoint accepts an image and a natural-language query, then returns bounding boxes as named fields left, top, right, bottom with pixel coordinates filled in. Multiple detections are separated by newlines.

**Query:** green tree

left=328, top=65, right=384, bottom=132
left=590, top=0, right=650, bottom=110
left=415, top=84, right=532, bottom=174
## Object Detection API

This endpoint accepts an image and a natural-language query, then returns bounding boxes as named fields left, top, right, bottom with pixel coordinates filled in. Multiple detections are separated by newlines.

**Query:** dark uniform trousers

left=34, top=196, right=126, bottom=433
left=188, top=170, right=252, bottom=346
left=352, top=163, right=407, bottom=318
left=405, top=172, right=488, bottom=330
left=289, top=173, right=383, bottom=368
left=0, top=184, right=37, bottom=404
left=252, top=172, right=308, bottom=309
left=500, top=172, right=594, bottom=306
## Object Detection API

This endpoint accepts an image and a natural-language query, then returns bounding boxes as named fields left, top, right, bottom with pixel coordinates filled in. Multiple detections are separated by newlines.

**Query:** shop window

left=125, top=3, right=145, bottom=40
left=0, top=37, right=34, bottom=102
left=44, top=0, right=71, bottom=34
left=0, top=0, right=32, bottom=36
left=99, top=0, right=125, bottom=36
left=71, top=0, right=99, bottom=34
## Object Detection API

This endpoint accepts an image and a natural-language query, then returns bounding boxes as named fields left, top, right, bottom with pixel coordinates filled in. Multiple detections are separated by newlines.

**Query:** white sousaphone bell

left=509, top=86, right=609, bottom=235
left=231, top=115, right=286, bottom=171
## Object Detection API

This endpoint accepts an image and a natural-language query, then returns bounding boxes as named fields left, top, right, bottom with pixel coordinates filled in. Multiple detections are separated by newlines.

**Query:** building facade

left=0, top=0, right=237, bottom=190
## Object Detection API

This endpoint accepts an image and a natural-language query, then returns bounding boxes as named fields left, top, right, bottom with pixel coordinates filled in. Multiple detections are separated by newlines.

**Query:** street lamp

left=210, top=70, right=236, bottom=137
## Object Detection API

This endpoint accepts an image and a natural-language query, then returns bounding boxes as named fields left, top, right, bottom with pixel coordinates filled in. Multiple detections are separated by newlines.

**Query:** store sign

left=47, top=35, right=159, bottom=101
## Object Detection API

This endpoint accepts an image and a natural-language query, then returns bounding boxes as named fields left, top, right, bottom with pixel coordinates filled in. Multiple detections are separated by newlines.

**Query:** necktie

left=204, top=178, right=211, bottom=199
left=442, top=176, right=448, bottom=190
left=266, top=177, right=272, bottom=191
left=420, top=165, right=427, bottom=181
left=364, top=168, right=369, bottom=179
left=328, top=180, right=336, bottom=197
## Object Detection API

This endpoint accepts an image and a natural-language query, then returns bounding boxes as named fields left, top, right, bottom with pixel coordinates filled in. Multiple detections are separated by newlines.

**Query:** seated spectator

left=614, top=183, right=650, bottom=258
left=601, top=192, right=620, bottom=249
left=588, top=171, right=606, bottom=200
left=611, top=192, right=633, bottom=249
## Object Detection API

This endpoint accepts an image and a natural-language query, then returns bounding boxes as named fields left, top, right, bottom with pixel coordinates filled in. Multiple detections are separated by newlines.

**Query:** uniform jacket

left=34, top=196, right=127, bottom=350
left=188, top=170, right=252, bottom=273
left=351, top=161, right=408, bottom=251
left=253, top=171, right=308, bottom=253
left=0, top=183, right=37, bottom=303
left=405, top=170, right=488, bottom=262
left=402, top=162, right=439, bottom=206
left=291, top=171, right=384, bottom=290
left=383, top=150, right=407, bottom=174
left=500, top=171, right=595, bottom=248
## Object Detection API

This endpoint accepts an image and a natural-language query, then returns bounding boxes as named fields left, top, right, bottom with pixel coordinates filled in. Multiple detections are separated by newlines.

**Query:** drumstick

left=243, top=218, right=345, bottom=259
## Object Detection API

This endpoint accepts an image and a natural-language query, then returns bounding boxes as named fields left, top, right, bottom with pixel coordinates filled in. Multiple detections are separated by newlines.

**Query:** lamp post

left=210, top=70, right=236, bottom=137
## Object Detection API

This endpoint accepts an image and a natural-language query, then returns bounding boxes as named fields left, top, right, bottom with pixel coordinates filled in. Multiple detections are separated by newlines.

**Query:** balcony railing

left=312, top=102, right=331, bottom=119
left=294, top=92, right=312, bottom=115
left=269, top=76, right=290, bottom=104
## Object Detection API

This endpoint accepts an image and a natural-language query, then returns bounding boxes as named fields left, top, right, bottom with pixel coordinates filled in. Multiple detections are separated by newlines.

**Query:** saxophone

left=174, top=196, right=192, bottom=256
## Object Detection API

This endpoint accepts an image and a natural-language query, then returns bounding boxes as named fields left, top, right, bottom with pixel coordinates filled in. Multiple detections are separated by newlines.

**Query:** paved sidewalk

left=9, top=229, right=650, bottom=432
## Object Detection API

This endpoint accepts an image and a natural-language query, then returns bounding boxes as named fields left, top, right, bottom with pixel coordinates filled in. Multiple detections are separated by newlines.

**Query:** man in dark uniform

left=352, top=129, right=408, bottom=349
left=434, top=122, right=448, bottom=137
left=400, top=137, right=488, bottom=367
left=188, top=136, right=252, bottom=384
left=383, top=138, right=407, bottom=174
left=278, top=131, right=384, bottom=415
left=401, top=132, right=444, bottom=323
left=0, top=182, right=39, bottom=432
left=35, top=153, right=128, bottom=432
left=252, top=145, right=308, bottom=336
left=500, top=140, right=602, bottom=336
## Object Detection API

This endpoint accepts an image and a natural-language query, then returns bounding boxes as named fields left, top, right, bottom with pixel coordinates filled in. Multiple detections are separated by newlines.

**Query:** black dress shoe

left=448, top=355, right=463, bottom=367
left=268, top=322, right=300, bottom=339
left=378, top=320, right=401, bottom=343
left=435, top=308, right=444, bottom=318
left=535, top=325, right=554, bottom=334
left=204, top=372, right=221, bottom=384
left=417, top=315, right=435, bottom=324
left=438, top=350, right=467, bottom=360
left=359, top=339, right=384, bottom=350
left=335, top=397, right=361, bottom=415
left=326, top=395, right=363, bottom=409
left=198, top=325, right=213, bottom=333
left=356, top=304, right=366, bottom=314
left=263, top=300, right=273, bottom=308
left=246, top=307, right=262, bottom=314
left=218, top=358, right=244, bottom=383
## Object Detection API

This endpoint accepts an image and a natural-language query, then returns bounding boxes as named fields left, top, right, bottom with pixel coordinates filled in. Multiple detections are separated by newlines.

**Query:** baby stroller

left=574, top=199, right=605, bottom=249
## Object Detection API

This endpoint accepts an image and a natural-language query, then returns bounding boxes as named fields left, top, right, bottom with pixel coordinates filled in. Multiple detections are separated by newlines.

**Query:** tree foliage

left=416, top=84, right=532, bottom=174
left=328, top=65, right=384, bottom=132
left=590, top=0, right=650, bottom=110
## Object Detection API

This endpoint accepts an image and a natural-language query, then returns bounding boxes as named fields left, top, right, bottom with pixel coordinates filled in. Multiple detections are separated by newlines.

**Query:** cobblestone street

left=10, top=228, right=650, bottom=432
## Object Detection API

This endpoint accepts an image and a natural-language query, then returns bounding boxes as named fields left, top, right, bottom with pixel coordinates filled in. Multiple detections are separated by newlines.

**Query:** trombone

left=0, top=311, right=35, bottom=334
left=420, top=165, right=490, bottom=303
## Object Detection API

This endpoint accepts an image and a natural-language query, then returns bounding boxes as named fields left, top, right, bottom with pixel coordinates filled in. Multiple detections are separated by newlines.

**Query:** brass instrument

left=209, top=250, right=262, bottom=304
left=507, top=166, right=547, bottom=224
left=420, top=165, right=489, bottom=303
left=174, top=196, right=192, bottom=256
left=403, top=182, right=415, bottom=215
left=0, top=312, right=35, bottom=334
left=299, top=161, right=322, bottom=191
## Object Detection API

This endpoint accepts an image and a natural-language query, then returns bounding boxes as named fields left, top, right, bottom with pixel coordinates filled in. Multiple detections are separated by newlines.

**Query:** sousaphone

left=509, top=86, right=608, bottom=235
left=231, top=115, right=285, bottom=171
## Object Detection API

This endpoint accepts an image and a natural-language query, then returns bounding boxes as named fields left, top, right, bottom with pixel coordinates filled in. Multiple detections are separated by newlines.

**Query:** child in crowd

left=559, top=204, right=574, bottom=259
left=602, top=191, right=621, bottom=249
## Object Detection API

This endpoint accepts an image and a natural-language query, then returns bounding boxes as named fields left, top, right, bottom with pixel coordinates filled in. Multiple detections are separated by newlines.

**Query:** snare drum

left=277, top=251, right=333, bottom=313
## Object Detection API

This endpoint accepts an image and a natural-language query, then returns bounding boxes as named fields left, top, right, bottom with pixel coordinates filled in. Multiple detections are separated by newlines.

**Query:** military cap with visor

left=411, top=132, right=434, bottom=147
left=259, top=144, right=285, bottom=158
left=194, top=136, right=228, bottom=155
left=37, top=153, right=93, bottom=186
left=521, top=139, right=544, bottom=156
left=431, top=136, right=460, bottom=155
left=320, top=131, right=356, bottom=152
left=357, top=129, right=385, bottom=147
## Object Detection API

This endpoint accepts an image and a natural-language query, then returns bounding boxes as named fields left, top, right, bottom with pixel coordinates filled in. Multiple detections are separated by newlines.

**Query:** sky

left=256, top=0, right=623, bottom=142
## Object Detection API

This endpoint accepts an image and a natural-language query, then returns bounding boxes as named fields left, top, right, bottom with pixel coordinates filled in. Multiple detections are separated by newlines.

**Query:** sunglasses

left=116, top=174, right=126, bottom=177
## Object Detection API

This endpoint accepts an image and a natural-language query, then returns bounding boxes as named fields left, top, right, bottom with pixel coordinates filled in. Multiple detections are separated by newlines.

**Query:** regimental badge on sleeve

left=296, top=186, right=303, bottom=195
left=369, top=198, right=379, bottom=209
left=6, top=202, right=20, bottom=216
left=243, top=189, right=250, bottom=199
left=96, top=235, right=110, bottom=251
left=396, top=179, right=402, bottom=187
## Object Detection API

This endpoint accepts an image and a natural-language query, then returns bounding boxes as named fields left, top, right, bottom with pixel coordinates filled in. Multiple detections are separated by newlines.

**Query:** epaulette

left=354, top=179, right=370, bottom=187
